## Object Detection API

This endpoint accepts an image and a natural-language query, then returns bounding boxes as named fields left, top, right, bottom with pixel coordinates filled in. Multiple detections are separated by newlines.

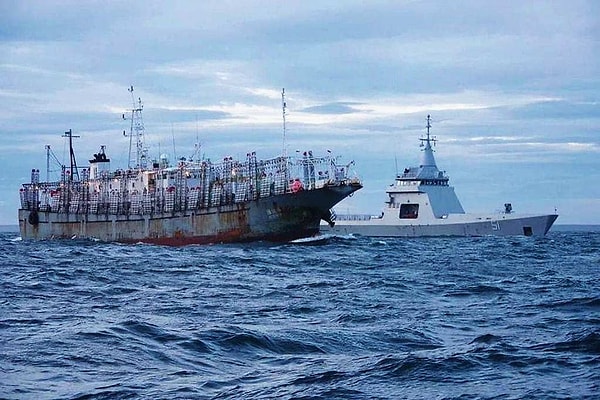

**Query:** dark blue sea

left=1, top=228, right=599, bottom=399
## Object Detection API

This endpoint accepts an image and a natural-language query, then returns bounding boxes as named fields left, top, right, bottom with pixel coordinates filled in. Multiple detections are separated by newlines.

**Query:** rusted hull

left=19, top=183, right=360, bottom=245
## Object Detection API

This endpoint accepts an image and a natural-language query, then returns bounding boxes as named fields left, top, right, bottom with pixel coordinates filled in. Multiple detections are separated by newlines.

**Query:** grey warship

left=321, top=115, right=557, bottom=237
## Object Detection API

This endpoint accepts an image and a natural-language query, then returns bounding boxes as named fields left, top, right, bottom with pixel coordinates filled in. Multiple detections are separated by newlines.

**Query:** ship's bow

left=252, top=179, right=362, bottom=241
left=544, top=214, right=559, bottom=235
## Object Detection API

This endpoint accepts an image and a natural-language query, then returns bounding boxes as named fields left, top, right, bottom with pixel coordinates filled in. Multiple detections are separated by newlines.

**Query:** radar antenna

left=123, top=85, right=148, bottom=169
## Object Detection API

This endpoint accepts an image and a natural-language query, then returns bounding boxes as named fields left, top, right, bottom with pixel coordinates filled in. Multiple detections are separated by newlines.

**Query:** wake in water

left=289, top=233, right=357, bottom=245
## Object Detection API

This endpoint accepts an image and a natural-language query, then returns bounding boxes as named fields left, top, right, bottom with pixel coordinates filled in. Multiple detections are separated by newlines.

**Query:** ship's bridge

left=391, top=166, right=449, bottom=189
left=388, top=120, right=449, bottom=193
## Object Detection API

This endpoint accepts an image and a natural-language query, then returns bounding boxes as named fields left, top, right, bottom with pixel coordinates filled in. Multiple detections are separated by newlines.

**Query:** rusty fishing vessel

left=18, top=88, right=362, bottom=245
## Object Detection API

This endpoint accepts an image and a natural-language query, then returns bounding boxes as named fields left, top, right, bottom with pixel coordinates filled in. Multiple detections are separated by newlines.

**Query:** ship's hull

left=19, top=183, right=360, bottom=245
left=321, top=213, right=558, bottom=238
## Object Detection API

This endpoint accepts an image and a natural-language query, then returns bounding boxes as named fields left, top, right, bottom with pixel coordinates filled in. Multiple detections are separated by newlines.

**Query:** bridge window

left=399, top=203, right=419, bottom=219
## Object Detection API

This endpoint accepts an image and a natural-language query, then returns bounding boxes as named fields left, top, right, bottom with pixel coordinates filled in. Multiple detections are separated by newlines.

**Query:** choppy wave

left=1, top=231, right=599, bottom=399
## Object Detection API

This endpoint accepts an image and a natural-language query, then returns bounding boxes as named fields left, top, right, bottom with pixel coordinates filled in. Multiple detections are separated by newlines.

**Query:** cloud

left=300, top=102, right=362, bottom=115
left=508, top=100, right=600, bottom=120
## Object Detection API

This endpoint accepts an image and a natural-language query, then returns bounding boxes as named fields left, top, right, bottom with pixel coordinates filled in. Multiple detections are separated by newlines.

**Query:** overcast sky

left=1, top=0, right=599, bottom=225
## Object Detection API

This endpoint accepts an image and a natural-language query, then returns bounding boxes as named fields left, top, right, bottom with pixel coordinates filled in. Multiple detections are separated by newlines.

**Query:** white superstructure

left=321, top=115, right=558, bottom=237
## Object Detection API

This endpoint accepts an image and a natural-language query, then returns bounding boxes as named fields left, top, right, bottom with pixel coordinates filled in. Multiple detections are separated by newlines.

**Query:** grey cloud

left=300, top=102, right=362, bottom=114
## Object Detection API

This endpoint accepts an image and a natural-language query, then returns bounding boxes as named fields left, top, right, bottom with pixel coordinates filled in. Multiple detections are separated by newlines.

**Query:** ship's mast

left=419, top=115, right=437, bottom=168
left=420, top=114, right=436, bottom=149
left=62, top=129, right=80, bottom=181
left=281, top=88, right=287, bottom=157
left=46, top=145, right=51, bottom=182
left=123, top=85, right=148, bottom=169
left=44, top=144, right=64, bottom=182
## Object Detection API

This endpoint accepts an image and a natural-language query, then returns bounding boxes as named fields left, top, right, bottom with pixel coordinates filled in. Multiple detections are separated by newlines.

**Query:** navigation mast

left=282, top=88, right=287, bottom=157
left=123, top=85, right=148, bottom=169
left=420, top=114, right=436, bottom=148
left=62, top=129, right=80, bottom=181
left=419, top=114, right=438, bottom=168
left=46, top=145, right=51, bottom=182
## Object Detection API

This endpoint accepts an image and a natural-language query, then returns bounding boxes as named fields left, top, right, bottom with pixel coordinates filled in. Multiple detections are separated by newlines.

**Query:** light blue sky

left=1, top=0, right=599, bottom=225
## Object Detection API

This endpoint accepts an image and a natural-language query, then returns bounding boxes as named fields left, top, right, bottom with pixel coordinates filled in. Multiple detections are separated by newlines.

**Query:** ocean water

left=1, top=229, right=598, bottom=399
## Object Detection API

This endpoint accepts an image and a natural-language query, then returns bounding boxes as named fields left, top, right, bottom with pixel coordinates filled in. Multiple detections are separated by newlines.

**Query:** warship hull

left=321, top=213, right=558, bottom=238
left=20, top=183, right=360, bottom=245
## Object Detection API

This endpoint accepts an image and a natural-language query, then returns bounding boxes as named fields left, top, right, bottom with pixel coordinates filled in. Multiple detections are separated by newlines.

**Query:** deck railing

left=20, top=153, right=359, bottom=215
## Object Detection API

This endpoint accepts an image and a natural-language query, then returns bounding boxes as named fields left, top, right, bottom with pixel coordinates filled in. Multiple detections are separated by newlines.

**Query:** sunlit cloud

left=243, top=87, right=283, bottom=100
left=181, top=90, right=563, bottom=130
left=146, top=60, right=248, bottom=81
